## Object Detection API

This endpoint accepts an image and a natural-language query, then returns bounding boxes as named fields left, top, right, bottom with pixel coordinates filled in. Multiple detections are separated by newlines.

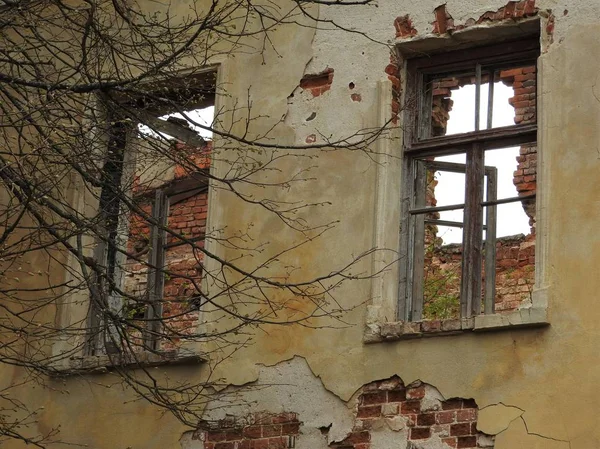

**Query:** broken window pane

left=426, top=63, right=536, bottom=138
left=426, top=153, right=466, bottom=245
left=484, top=146, right=534, bottom=237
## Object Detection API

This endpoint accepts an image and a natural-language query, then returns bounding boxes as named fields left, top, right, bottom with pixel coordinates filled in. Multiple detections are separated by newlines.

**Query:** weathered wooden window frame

left=86, top=71, right=216, bottom=355
left=141, top=175, right=209, bottom=351
left=398, top=38, right=539, bottom=322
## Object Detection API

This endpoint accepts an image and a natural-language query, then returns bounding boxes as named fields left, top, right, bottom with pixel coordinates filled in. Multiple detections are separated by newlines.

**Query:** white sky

left=433, top=82, right=530, bottom=244
left=138, top=106, right=215, bottom=140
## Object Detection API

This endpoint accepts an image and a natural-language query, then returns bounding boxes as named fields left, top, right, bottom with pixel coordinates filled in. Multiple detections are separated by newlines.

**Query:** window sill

left=364, top=307, right=549, bottom=343
left=50, top=349, right=205, bottom=376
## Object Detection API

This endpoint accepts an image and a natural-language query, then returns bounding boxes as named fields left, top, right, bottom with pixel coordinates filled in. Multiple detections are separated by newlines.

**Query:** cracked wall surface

left=5, top=1, right=600, bottom=448
left=180, top=358, right=493, bottom=449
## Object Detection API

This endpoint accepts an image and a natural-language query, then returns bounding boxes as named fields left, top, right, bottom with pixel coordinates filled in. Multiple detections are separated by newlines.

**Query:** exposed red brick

left=456, top=409, right=477, bottom=422
left=281, top=423, right=300, bottom=434
left=262, top=425, right=282, bottom=438
left=433, top=5, right=454, bottom=34
left=385, top=64, right=398, bottom=77
left=362, top=391, right=387, bottom=405
left=348, top=380, right=488, bottom=449
left=351, top=93, right=362, bottom=102
left=253, top=439, right=270, bottom=449
left=407, top=386, right=425, bottom=400
left=432, top=1, right=538, bottom=35
left=401, top=401, right=421, bottom=414
left=417, top=413, right=436, bottom=426
left=357, top=405, right=381, bottom=418
left=340, top=431, right=370, bottom=445
left=243, top=426, right=263, bottom=439
left=443, top=399, right=464, bottom=410
left=299, top=68, right=334, bottom=97
left=450, top=423, right=472, bottom=437
left=457, top=436, right=477, bottom=448
left=442, top=437, right=458, bottom=448
left=436, top=411, right=456, bottom=424
left=387, top=388, right=406, bottom=402
left=410, top=427, right=431, bottom=440
left=394, top=15, right=417, bottom=37
left=215, top=442, right=235, bottom=449
left=268, top=437, right=288, bottom=449
left=208, top=432, right=228, bottom=442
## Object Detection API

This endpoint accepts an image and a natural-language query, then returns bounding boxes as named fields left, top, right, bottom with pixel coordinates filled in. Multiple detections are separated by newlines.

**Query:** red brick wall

left=431, top=1, right=538, bottom=35
left=196, top=412, right=301, bottom=449
left=124, top=143, right=210, bottom=350
left=193, top=379, right=492, bottom=449
left=354, top=378, right=489, bottom=448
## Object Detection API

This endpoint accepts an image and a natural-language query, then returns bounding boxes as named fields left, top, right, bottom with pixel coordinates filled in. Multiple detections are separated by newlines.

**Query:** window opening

left=88, top=71, right=216, bottom=355
left=400, top=38, right=538, bottom=323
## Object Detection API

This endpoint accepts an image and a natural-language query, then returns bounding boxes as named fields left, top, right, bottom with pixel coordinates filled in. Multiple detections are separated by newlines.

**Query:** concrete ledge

left=49, top=350, right=205, bottom=376
left=364, top=307, right=549, bottom=343
left=395, top=17, right=540, bottom=57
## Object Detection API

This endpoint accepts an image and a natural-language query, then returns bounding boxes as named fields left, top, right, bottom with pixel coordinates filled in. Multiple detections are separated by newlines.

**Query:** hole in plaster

left=319, top=424, right=332, bottom=435
left=306, top=112, right=317, bottom=121
left=349, top=82, right=355, bottom=90
left=563, top=9, right=568, bottom=15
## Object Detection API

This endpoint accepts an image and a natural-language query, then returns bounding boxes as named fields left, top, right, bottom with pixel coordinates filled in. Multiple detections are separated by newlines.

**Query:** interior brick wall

left=123, top=141, right=211, bottom=350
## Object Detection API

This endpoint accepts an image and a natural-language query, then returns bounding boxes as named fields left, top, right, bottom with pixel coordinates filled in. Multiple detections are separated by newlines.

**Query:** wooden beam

left=406, top=124, right=537, bottom=156
left=410, top=160, right=427, bottom=321
left=461, top=143, right=484, bottom=318
left=484, top=169, right=498, bottom=315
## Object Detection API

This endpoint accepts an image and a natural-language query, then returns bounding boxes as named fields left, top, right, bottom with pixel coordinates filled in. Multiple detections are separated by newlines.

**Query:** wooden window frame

left=399, top=37, right=540, bottom=322
left=142, top=175, right=209, bottom=351
left=86, top=71, right=215, bottom=355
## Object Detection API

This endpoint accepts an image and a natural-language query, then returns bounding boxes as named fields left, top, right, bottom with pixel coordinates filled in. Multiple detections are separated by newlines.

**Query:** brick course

left=197, top=413, right=301, bottom=449
left=350, top=377, right=490, bottom=448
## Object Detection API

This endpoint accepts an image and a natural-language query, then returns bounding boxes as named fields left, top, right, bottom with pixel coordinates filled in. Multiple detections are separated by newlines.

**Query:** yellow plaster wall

left=4, top=1, right=600, bottom=448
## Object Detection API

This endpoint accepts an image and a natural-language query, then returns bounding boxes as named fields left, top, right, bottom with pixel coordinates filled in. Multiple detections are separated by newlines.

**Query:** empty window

left=87, top=71, right=216, bottom=355
left=399, top=38, right=539, bottom=322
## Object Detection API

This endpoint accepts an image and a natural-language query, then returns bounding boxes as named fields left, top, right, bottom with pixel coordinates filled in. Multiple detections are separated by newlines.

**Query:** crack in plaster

left=480, top=402, right=572, bottom=448
left=519, top=415, right=572, bottom=448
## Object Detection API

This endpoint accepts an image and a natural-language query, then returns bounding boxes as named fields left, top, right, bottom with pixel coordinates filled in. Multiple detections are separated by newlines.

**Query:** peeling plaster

left=180, top=357, right=355, bottom=448
left=181, top=359, right=493, bottom=449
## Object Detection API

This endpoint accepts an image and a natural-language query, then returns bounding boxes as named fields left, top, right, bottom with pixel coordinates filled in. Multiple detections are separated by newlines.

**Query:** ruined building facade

left=3, top=1, right=600, bottom=449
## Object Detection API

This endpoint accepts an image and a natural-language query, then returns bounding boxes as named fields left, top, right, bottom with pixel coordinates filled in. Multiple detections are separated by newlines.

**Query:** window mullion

left=487, top=70, right=495, bottom=129
left=398, top=157, right=413, bottom=321
left=484, top=168, right=498, bottom=314
left=475, top=63, right=482, bottom=131
left=461, top=143, right=485, bottom=318
left=410, top=160, right=427, bottom=321
left=144, top=190, right=168, bottom=350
